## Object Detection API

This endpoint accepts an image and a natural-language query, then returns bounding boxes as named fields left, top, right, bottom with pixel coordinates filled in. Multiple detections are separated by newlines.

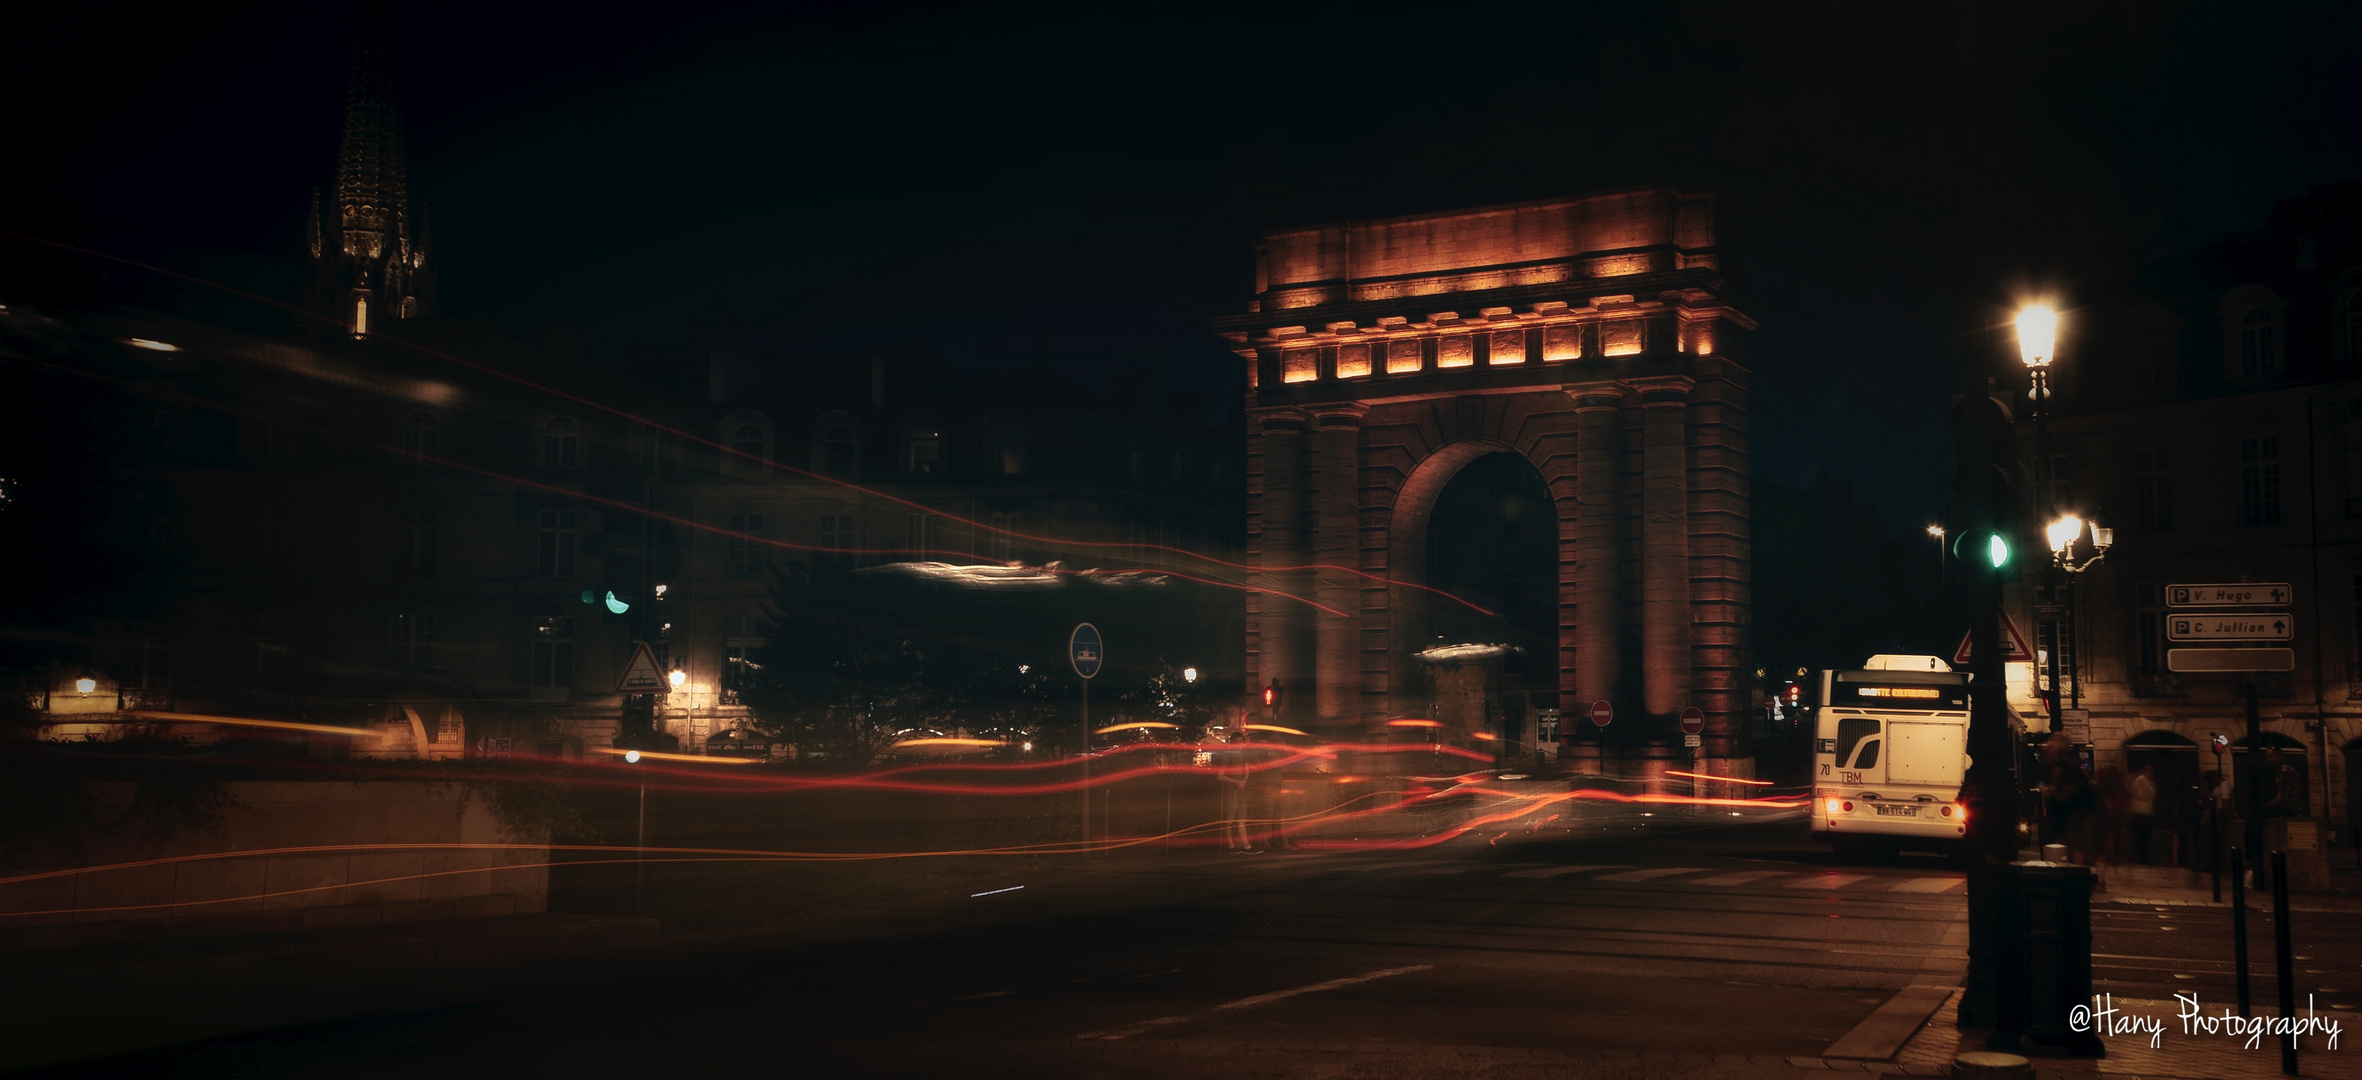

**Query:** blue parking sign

left=1069, top=623, right=1102, bottom=680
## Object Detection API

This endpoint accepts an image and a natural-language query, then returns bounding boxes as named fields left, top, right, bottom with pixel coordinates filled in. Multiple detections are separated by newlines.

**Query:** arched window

left=732, top=425, right=767, bottom=471
left=820, top=425, right=857, bottom=476
left=353, top=295, right=369, bottom=337
left=403, top=412, right=437, bottom=462
left=542, top=417, right=579, bottom=468
left=2240, top=308, right=2278, bottom=378
left=907, top=424, right=942, bottom=476
left=984, top=420, right=1027, bottom=477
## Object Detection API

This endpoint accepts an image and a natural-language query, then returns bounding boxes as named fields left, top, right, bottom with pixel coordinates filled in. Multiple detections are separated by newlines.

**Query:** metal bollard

left=2273, top=851, right=2297, bottom=1076
left=2232, top=847, right=2251, bottom=1017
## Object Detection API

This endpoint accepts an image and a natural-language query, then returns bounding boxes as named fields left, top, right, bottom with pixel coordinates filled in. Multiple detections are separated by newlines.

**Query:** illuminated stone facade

left=1215, top=188, right=1758, bottom=773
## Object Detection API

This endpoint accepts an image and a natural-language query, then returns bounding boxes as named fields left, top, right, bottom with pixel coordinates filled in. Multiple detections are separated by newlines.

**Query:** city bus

left=1807, top=655, right=2006, bottom=859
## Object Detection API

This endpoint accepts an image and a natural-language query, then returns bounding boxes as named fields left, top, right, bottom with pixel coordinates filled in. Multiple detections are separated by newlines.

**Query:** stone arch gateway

left=1213, top=187, right=1758, bottom=776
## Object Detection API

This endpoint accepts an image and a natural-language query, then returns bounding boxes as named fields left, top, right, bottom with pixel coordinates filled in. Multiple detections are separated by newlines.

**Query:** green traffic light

left=1986, top=533, right=2010, bottom=569
left=604, top=591, right=631, bottom=615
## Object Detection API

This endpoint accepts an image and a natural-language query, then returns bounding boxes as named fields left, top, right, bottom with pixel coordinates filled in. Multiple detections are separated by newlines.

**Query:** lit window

left=908, top=426, right=941, bottom=475
left=354, top=295, right=369, bottom=337
left=542, top=417, right=579, bottom=468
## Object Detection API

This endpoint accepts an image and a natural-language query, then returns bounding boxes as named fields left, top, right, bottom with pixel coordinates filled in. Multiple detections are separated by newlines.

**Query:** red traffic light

left=1261, top=681, right=1282, bottom=709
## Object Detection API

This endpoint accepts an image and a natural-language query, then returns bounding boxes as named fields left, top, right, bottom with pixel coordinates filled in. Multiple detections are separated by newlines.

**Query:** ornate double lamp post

left=2017, top=305, right=2066, bottom=733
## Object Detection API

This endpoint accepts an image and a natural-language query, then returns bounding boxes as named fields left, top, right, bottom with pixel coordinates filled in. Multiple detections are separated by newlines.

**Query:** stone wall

left=0, top=782, right=548, bottom=951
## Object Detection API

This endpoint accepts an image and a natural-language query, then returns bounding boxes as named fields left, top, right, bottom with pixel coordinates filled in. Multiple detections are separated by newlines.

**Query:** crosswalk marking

left=1504, top=865, right=1630, bottom=879
left=1594, top=867, right=1711, bottom=882
left=1787, top=873, right=1873, bottom=890
left=1688, top=870, right=1786, bottom=887
left=1887, top=877, right=1964, bottom=893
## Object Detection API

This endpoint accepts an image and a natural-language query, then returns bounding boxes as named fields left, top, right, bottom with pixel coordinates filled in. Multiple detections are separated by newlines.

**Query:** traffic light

left=1951, top=527, right=2015, bottom=571
left=580, top=532, right=645, bottom=625
left=1262, top=680, right=1282, bottom=711
left=1785, top=683, right=1801, bottom=708
left=1949, top=390, right=2028, bottom=580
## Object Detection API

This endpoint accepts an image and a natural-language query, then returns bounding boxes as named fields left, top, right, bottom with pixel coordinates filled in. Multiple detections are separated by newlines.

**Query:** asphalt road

left=13, top=806, right=2357, bottom=1079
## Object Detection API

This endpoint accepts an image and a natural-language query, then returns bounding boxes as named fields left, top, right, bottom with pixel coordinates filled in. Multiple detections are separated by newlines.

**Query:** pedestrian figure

left=2128, top=765, right=2157, bottom=864
left=2096, top=764, right=2130, bottom=879
left=1220, top=731, right=1258, bottom=853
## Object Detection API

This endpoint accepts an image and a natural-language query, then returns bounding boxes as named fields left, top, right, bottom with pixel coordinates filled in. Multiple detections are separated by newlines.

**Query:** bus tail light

left=1825, top=798, right=1842, bottom=814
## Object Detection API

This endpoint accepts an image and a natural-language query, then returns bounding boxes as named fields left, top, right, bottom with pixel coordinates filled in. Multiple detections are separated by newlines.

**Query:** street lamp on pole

left=2017, top=304, right=2064, bottom=736
left=2048, top=514, right=2112, bottom=712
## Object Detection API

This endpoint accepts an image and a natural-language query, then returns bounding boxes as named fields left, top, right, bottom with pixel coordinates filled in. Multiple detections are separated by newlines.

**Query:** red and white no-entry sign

left=1679, top=707, right=1705, bottom=735
left=1588, top=699, right=1613, bottom=728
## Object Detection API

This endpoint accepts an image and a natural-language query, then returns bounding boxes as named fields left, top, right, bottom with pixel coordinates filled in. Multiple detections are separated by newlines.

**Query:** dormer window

left=907, top=424, right=941, bottom=476
left=732, top=425, right=766, bottom=468
left=820, top=425, right=857, bottom=476
left=2240, top=308, right=2278, bottom=378
left=541, top=417, right=579, bottom=468
left=984, top=420, right=1027, bottom=477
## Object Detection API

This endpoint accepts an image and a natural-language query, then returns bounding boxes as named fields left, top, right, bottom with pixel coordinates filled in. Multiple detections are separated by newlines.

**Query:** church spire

left=303, top=0, right=430, bottom=335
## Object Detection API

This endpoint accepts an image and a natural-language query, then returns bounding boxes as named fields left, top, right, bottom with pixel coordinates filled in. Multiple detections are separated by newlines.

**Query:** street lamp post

left=2047, top=514, right=2112, bottom=716
left=2018, top=306, right=2064, bottom=741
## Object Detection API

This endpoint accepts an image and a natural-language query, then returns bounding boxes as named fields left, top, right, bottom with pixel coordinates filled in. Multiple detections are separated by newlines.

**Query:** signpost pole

left=1070, top=623, right=1102, bottom=855
left=1081, top=676, right=1090, bottom=850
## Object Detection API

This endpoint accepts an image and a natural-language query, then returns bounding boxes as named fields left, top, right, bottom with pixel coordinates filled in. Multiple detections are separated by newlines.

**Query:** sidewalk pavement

left=1896, top=987, right=2358, bottom=1080
left=2089, top=858, right=2362, bottom=913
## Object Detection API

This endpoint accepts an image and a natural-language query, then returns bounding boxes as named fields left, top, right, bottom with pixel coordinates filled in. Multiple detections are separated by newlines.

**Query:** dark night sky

left=10, top=1, right=2360, bottom=531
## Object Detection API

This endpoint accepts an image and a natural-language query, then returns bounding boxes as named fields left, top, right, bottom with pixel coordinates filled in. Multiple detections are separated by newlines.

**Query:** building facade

left=2003, top=182, right=2362, bottom=848
left=1213, top=189, right=1759, bottom=777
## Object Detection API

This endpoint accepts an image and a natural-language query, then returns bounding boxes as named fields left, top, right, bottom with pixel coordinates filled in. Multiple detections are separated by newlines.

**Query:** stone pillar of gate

left=1312, top=406, right=1366, bottom=732
left=1631, top=376, right=1695, bottom=731
left=1568, top=384, right=1625, bottom=719
left=1255, top=409, right=1309, bottom=724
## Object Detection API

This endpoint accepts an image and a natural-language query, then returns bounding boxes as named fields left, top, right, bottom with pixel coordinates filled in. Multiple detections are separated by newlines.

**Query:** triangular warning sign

left=616, top=641, right=668, bottom=693
left=1952, top=611, right=2037, bottom=665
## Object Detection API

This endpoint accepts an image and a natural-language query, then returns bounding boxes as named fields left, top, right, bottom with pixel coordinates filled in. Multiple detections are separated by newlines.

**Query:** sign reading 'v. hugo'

left=2167, top=614, right=2294, bottom=641
left=2167, top=583, right=2291, bottom=607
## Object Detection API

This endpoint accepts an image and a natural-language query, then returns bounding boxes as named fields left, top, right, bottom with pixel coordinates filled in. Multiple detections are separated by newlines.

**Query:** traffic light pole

left=1953, top=385, right=2025, bottom=1038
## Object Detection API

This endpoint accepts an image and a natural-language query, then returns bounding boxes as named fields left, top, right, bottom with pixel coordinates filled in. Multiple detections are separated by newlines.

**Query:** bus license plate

left=1874, top=804, right=1917, bottom=817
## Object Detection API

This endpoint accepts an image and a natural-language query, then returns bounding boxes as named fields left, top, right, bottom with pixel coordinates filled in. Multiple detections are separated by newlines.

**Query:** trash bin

left=1995, top=860, right=2102, bottom=1056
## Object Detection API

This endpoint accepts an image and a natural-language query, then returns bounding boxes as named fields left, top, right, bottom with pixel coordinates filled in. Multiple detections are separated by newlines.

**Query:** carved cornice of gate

left=1623, top=374, right=1696, bottom=407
